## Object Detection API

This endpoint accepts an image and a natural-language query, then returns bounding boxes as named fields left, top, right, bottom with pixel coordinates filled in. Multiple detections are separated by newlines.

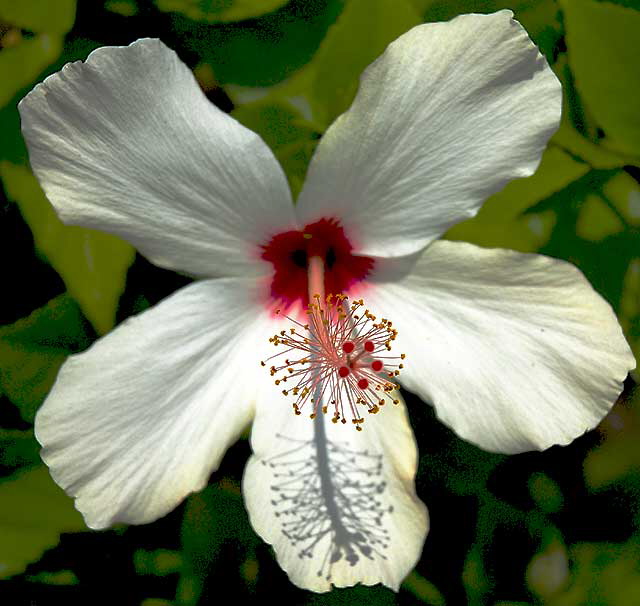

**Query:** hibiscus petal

left=35, top=278, right=276, bottom=528
left=367, top=241, right=635, bottom=454
left=244, top=389, right=428, bottom=592
left=295, top=11, right=561, bottom=258
left=19, top=39, right=295, bottom=278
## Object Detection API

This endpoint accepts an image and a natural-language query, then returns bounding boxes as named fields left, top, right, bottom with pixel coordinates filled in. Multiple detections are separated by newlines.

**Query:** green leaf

left=0, top=0, right=76, bottom=33
left=173, top=0, right=343, bottom=86
left=446, top=146, right=589, bottom=252
left=463, top=543, right=492, bottom=605
left=529, top=473, right=564, bottom=514
left=620, top=259, right=640, bottom=382
left=155, top=0, right=290, bottom=22
left=225, top=0, right=421, bottom=186
left=26, top=569, right=79, bottom=585
left=232, top=98, right=317, bottom=151
left=0, top=34, right=63, bottom=108
left=274, top=138, right=318, bottom=199
left=134, top=549, right=182, bottom=576
left=0, top=466, right=85, bottom=578
left=415, top=0, right=559, bottom=45
left=561, top=0, right=640, bottom=155
left=309, top=0, right=421, bottom=126
left=0, top=97, right=27, bottom=163
left=0, top=295, right=91, bottom=423
left=1, top=163, right=135, bottom=334
left=105, top=0, right=139, bottom=16
left=178, top=481, right=257, bottom=605
left=0, top=430, right=40, bottom=469
left=232, top=99, right=319, bottom=197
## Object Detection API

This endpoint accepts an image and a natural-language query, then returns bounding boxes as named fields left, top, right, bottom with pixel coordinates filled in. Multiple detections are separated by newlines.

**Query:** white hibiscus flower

left=18, top=10, right=634, bottom=593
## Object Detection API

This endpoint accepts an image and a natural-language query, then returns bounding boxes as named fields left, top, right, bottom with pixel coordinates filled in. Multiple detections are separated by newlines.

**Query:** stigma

left=261, top=294, right=405, bottom=430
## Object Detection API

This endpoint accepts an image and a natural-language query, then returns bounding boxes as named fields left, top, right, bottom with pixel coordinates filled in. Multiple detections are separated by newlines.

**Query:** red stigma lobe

left=343, top=341, right=355, bottom=354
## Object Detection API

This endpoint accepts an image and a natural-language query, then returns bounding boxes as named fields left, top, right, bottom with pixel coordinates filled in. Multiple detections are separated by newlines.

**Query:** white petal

left=367, top=241, right=635, bottom=454
left=243, top=389, right=428, bottom=592
left=35, top=278, right=276, bottom=529
left=295, top=11, right=561, bottom=258
left=19, top=39, right=295, bottom=278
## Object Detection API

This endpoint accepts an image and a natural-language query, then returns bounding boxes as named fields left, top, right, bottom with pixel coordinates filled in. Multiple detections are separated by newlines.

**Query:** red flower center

left=261, top=218, right=374, bottom=308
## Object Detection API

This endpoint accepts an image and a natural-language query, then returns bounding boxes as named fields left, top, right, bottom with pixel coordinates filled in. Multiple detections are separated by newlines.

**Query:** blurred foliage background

left=1, top=0, right=639, bottom=604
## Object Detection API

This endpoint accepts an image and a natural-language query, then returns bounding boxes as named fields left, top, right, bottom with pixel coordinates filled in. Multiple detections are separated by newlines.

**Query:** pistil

left=262, top=256, right=405, bottom=429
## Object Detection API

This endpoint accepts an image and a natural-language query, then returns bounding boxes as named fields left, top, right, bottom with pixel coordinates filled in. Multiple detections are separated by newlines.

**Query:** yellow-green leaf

left=446, top=146, right=587, bottom=252
left=1, top=163, right=134, bottom=334
left=0, top=0, right=76, bottom=33
left=526, top=537, right=569, bottom=599
left=548, top=541, right=640, bottom=606
left=0, top=467, right=85, bottom=579
left=403, top=571, right=446, bottom=606
left=561, top=0, right=640, bottom=155
left=576, top=172, right=640, bottom=241
left=309, top=0, right=422, bottom=126
left=154, top=0, right=290, bottom=23
left=551, top=121, right=631, bottom=170
left=584, top=389, right=640, bottom=489
left=0, top=34, right=62, bottom=108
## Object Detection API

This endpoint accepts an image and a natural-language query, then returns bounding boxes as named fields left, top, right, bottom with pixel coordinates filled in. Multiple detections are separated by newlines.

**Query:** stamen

left=261, top=273, right=406, bottom=430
